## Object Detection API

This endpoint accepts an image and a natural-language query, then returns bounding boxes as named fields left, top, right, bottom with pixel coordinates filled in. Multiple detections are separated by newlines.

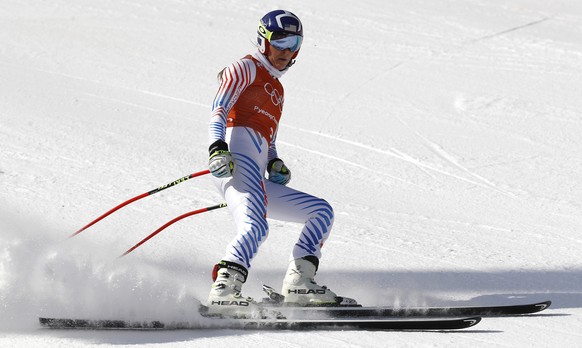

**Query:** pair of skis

left=39, top=299, right=551, bottom=331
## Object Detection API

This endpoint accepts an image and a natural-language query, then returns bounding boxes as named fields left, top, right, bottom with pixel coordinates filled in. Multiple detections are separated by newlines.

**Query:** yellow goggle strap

left=258, top=22, right=274, bottom=41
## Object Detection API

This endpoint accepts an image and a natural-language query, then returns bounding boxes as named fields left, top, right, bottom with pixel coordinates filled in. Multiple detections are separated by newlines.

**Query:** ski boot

left=281, top=256, right=358, bottom=306
left=204, top=260, right=267, bottom=318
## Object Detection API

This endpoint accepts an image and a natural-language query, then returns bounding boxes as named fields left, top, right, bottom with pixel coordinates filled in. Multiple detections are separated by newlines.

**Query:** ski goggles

left=259, top=24, right=303, bottom=52
left=269, top=34, right=302, bottom=52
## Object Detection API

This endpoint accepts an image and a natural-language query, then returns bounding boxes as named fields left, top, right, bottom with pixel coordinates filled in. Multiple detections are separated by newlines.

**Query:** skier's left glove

left=267, top=158, right=291, bottom=185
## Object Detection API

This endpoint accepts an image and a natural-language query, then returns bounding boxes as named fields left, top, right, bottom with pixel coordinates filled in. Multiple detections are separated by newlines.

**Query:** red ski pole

left=70, top=169, right=211, bottom=238
left=119, top=203, right=227, bottom=257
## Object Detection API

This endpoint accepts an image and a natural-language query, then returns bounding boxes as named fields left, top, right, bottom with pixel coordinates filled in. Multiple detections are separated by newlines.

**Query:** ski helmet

left=257, top=10, right=303, bottom=66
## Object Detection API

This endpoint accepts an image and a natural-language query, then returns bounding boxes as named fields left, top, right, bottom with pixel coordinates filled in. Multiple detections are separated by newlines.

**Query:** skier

left=206, top=9, right=355, bottom=317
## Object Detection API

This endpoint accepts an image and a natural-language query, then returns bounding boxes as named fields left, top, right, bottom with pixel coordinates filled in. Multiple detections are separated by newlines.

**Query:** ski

left=39, top=316, right=480, bottom=331
left=259, top=284, right=551, bottom=318
left=261, top=300, right=552, bottom=319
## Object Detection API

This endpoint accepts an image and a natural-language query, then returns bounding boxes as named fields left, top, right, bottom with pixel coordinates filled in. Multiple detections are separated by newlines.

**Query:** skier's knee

left=311, top=198, right=334, bottom=227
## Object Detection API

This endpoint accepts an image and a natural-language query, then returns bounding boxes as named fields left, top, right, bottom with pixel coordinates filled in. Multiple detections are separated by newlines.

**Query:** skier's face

left=267, top=46, right=295, bottom=70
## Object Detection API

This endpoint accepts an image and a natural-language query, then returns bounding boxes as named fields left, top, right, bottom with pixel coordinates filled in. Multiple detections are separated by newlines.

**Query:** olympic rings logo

left=264, top=83, right=283, bottom=111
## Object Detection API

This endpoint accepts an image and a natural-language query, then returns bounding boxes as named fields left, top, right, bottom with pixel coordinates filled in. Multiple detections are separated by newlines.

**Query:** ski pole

left=119, top=202, right=227, bottom=258
left=70, top=169, right=211, bottom=238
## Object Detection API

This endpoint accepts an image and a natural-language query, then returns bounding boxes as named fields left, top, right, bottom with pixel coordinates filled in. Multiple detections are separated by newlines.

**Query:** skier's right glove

left=208, top=140, right=235, bottom=178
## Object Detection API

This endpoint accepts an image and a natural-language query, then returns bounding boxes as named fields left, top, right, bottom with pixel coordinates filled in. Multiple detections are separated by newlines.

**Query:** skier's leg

left=265, top=182, right=334, bottom=260
left=206, top=127, right=270, bottom=316
left=214, top=127, right=271, bottom=268
left=266, top=183, right=355, bottom=305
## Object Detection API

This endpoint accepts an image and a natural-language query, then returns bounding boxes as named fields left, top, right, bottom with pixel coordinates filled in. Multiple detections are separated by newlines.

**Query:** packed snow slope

left=1, top=0, right=582, bottom=346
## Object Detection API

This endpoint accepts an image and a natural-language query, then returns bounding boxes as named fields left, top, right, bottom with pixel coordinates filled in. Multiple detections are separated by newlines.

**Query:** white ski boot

left=281, top=256, right=357, bottom=306
left=205, top=261, right=266, bottom=318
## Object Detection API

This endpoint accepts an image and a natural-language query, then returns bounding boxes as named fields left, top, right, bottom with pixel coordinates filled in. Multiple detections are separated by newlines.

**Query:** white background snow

left=1, top=0, right=582, bottom=346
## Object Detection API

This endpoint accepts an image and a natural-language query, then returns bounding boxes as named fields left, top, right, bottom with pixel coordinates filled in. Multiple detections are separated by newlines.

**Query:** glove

left=208, top=140, right=235, bottom=178
left=267, top=158, right=291, bottom=185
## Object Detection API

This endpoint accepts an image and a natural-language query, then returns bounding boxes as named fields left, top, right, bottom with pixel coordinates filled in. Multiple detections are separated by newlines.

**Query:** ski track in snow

left=282, top=123, right=518, bottom=198
left=2, top=0, right=582, bottom=347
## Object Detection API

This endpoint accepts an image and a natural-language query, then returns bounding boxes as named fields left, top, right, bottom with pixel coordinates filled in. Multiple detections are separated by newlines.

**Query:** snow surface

left=1, top=0, right=582, bottom=346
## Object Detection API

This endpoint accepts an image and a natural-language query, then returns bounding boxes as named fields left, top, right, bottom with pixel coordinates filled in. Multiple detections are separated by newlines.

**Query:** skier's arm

left=208, top=59, right=256, bottom=177
left=208, top=59, right=256, bottom=144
